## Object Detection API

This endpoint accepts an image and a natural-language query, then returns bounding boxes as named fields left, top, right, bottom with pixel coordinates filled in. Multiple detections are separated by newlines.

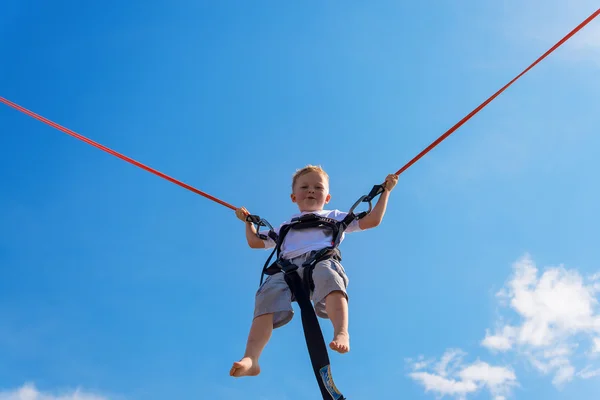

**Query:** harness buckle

left=278, top=258, right=299, bottom=274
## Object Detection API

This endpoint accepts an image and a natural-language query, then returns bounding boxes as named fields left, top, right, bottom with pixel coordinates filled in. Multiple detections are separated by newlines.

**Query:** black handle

left=364, top=184, right=385, bottom=202
left=246, top=214, right=275, bottom=238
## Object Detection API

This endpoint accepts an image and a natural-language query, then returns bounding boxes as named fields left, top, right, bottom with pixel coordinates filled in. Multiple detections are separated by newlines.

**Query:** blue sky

left=1, top=1, right=600, bottom=399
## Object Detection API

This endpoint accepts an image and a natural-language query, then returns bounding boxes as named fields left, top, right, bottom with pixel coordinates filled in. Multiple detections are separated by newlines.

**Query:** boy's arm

left=358, top=174, right=398, bottom=230
left=236, top=206, right=266, bottom=249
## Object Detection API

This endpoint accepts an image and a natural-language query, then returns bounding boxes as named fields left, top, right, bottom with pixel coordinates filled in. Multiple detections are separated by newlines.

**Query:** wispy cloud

left=408, top=254, right=600, bottom=399
left=407, top=350, right=517, bottom=400
left=0, top=383, right=111, bottom=400
left=593, top=337, right=600, bottom=353
left=502, top=1, right=600, bottom=65
left=578, top=365, right=600, bottom=379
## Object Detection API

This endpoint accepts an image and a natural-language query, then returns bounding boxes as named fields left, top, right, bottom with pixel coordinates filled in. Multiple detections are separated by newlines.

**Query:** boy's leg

left=311, top=259, right=351, bottom=354
left=230, top=313, right=273, bottom=377
left=325, top=290, right=350, bottom=353
left=230, top=271, right=294, bottom=377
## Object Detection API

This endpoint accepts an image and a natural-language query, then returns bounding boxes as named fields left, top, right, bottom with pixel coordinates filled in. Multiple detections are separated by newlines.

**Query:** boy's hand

left=383, top=174, right=398, bottom=192
left=235, top=207, right=250, bottom=222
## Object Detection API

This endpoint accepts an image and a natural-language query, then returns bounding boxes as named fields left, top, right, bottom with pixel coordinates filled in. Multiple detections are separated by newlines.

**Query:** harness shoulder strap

left=260, top=212, right=357, bottom=284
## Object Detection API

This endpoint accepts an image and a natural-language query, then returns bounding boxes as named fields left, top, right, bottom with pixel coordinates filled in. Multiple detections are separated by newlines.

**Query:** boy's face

left=291, top=171, right=331, bottom=212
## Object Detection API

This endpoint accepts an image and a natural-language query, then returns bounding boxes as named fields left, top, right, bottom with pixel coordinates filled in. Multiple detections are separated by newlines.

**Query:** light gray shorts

left=253, top=252, right=349, bottom=329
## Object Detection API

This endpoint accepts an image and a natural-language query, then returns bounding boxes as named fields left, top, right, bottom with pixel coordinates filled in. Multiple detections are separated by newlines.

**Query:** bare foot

left=229, top=357, right=261, bottom=377
left=329, top=332, right=350, bottom=354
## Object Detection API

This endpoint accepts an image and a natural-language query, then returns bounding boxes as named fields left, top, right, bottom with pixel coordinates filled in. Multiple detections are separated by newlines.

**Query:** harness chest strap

left=259, top=212, right=356, bottom=285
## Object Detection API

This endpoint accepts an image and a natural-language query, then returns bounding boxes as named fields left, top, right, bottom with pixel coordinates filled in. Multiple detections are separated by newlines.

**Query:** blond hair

left=292, top=165, right=329, bottom=189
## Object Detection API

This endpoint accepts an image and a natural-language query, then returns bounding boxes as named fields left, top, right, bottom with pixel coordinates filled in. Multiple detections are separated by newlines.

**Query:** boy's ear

left=325, top=194, right=331, bottom=203
left=290, top=193, right=297, bottom=203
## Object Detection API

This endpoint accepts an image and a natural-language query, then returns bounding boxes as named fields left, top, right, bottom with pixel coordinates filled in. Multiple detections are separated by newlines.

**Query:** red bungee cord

left=2, top=8, right=599, bottom=207
left=0, top=96, right=237, bottom=210
left=394, top=8, right=600, bottom=177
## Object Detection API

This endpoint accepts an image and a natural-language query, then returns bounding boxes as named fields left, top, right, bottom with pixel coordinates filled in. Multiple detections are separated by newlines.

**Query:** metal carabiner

left=348, top=184, right=385, bottom=219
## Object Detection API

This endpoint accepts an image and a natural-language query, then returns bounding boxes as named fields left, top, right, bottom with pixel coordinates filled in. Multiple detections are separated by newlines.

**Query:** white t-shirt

left=261, top=209, right=362, bottom=259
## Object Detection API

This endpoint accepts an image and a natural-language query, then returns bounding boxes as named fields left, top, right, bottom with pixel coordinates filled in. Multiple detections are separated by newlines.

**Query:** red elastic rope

left=394, top=8, right=600, bottom=177
left=0, top=96, right=237, bottom=210
left=2, top=9, right=598, bottom=209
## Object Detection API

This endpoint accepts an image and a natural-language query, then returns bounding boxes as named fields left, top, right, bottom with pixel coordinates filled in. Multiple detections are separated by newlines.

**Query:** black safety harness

left=246, top=184, right=384, bottom=400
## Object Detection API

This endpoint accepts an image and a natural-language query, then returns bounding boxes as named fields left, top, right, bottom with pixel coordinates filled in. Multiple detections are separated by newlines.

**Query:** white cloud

left=459, top=362, right=517, bottom=395
left=0, top=384, right=110, bottom=400
left=484, top=255, right=600, bottom=386
left=434, top=349, right=466, bottom=378
left=409, top=372, right=478, bottom=399
left=591, top=274, right=600, bottom=293
left=409, top=254, right=600, bottom=400
left=594, top=337, right=600, bottom=353
left=482, top=326, right=517, bottom=352
left=505, top=256, right=599, bottom=341
left=413, top=360, right=430, bottom=370
left=408, top=350, right=517, bottom=400
left=578, top=365, right=600, bottom=379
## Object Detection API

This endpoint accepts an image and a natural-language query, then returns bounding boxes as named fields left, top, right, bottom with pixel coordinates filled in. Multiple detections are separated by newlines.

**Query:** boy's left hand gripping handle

left=246, top=214, right=275, bottom=240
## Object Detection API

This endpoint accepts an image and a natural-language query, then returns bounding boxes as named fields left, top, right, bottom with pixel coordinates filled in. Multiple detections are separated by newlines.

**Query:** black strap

left=301, top=247, right=341, bottom=292
left=283, top=268, right=346, bottom=400
left=258, top=215, right=345, bottom=286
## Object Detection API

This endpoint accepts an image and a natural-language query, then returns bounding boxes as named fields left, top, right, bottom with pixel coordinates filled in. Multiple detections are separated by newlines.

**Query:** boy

left=230, top=165, right=397, bottom=377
